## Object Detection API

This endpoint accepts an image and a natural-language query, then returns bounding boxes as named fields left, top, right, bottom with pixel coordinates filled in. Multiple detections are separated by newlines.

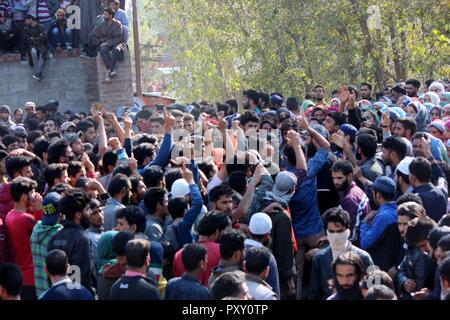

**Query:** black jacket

left=270, top=209, right=296, bottom=282
left=397, top=246, right=436, bottom=300
left=109, top=275, right=161, bottom=300
left=366, top=223, right=402, bottom=272
left=48, top=221, right=92, bottom=291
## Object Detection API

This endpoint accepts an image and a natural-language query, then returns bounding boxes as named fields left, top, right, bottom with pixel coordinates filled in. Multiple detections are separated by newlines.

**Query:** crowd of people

left=0, top=0, right=128, bottom=81
left=1, top=78, right=450, bottom=301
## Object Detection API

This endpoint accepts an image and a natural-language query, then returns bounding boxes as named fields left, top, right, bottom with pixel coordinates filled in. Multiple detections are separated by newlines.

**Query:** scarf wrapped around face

left=425, top=92, right=440, bottom=108
left=440, top=92, right=450, bottom=108
left=97, top=230, right=118, bottom=274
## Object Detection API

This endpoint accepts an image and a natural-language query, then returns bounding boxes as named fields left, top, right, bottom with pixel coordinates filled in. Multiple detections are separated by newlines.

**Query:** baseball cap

left=273, top=171, right=297, bottom=197
left=373, top=176, right=396, bottom=198
left=64, top=132, right=83, bottom=144
left=396, top=156, right=414, bottom=176
left=61, top=121, right=76, bottom=132
left=41, top=192, right=62, bottom=225
left=249, top=212, right=272, bottom=235
left=171, top=178, right=190, bottom=197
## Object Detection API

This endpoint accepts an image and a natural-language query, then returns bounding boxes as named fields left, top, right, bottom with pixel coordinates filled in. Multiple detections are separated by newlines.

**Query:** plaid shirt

left=30, top=222, right=63, bottom=297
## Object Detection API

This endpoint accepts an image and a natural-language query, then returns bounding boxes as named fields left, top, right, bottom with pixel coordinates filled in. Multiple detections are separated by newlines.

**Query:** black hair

left=243, top=90, right=260, bottom=105
left=133, top=143, right=154, bottom=167
left=129, top=175, right=141, bottom=194
left=182, top=243, right=207, bottom=272
left=360, top=82, right=373, bottom=91
left=405, top=216, right=436, bottom=246
left=239, top=111, right=260, bottom=127
left=142, top=165, right=164, bottom=188
left=365, top=285, right=397, bottom=300
left=143, top=187, right=167, bottom=214
left=33, top=138, right=50, bottom=160
left=59, top=189, right=90, bottom=221
left=211, top=271, right=246, bottom=300
left=133, top=133, right=157, bottom=146
left=392, top=84, right=406, bottom=95
left=135, top=109, right=152, bottom=120
left=439, top=214, right=450, bottom=227
left=227, top=171, right=247, bottom=195
left=10, top=177, right=36, bottom=202
left=75, top=120, right=95, bottom=134
left=2, top=134, right=18, bottom=147
left=47, top=139, right=70, bottom=164
left=409, top=157, right=432, bottom=183
left=115, top=205, right=146, bottom=233
left=164, top=168, right=182, bottom=191
left=125, top=239, right=149, bottom=268
left=225, top=99, right=239, bottom=113
left=382, top=136, right=407, bottom=160
left=396, top=193, right=423, bottom=207
left=101, top=151, right=118, bottom=174
left=209, top=184, right=234, bottom=203
left=107, top=173, right=130, bottom=197
left=331, top=160, right=354, bottom=176
left=219, top=230, right=245, bottom=260
left=112, top=163, right=133, bottom=177
left=44, top=163, right=68, bottom=188
left=356, top=134, right=378, bottom=159
left=439, top=257, right=450, bottom=282
left=112, top=232, right=135, bottom=256
left=168, top=197, right=188, bottom=219
left=0, top=263, right=22, bottom=297
left=326, top=112, right=347, bottom=127
left=244, top=246, right=271, bottom=275
left=332, top=251, right=365, bottom=280
left=322, top=207, right=350, bottom=229
left=67, top=161, right=83, bottom=178
left=397, top=119, right=417, bottom=136
left=45, top=249, right=68, bottom=276
left=197, top=212, right=230, bottom=236
left=438, top=234, right=450, bottom=252
left=425, top=79, right=435, bottom=88
left=429, top=227, right=450, bottom=250
left=397, top=202, right=426, bottom=220
left=405, top=79, right=421, bottom=89
left=5, top=156, right=31, bottom=178
left=286, top=97, right=299, bottom=111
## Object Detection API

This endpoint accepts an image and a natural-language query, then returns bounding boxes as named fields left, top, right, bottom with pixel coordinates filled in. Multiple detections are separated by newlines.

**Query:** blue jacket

left=139, top=133, right=172, bottom=175
left=289, top=148, right=328, bottom=239
left=360, top=201, right=397, bottom=249
left=164, top=274, right=210, bottom=300
left=414, top=183, right=447, bottom=223
left=166, top=184, right=203, bottom=249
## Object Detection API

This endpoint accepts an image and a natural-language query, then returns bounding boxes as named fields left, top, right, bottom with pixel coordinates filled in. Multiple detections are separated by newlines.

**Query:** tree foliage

left=141, top=0, right=450, bottom=102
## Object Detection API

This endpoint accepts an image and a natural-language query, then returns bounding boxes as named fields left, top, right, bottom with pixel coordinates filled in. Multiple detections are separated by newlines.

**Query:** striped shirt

left=37, top=0, right=51, bottom=23
left=11, top=0, right=25, bottom=21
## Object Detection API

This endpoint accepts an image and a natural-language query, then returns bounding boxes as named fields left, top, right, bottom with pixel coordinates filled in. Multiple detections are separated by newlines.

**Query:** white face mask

left=327, top=229, right=351, bottom=259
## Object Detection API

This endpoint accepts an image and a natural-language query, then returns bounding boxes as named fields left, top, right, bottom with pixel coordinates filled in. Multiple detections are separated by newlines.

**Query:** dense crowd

left=1, top=78, right=450, bottom=301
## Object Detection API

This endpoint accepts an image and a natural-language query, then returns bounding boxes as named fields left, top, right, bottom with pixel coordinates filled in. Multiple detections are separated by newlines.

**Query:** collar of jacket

left=413, top=183, right=434, bottom=193
left=245, top=273, right=273, bottom=290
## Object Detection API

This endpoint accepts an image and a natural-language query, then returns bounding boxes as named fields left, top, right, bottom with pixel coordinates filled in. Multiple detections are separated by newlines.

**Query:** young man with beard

left=409, top=157, right=448, bottom=223
left=395, top=157, right=414, bottom=194
left=314, top=85, right=327, bottom=109
left=354, top=133, right=384, bottom=183
left=331, top=160, right=370, bottom=243
left=405, top=79, right=421, bottom=99
left=86, top=199, right=104, bottom=269
left=103, top=174, right=131, bottom=231
left=382, top=136, right=407, bottom=179
left=328, top=251, right=366, bottom=300
left=388, top=202, right=427, bottom=281
left=360, top=82, right=374, bottom=102
left=243, top=89, right=260, bottom=112
left=5, top=177, right=43, bottom=300
left=143, top=187, right=169, bottom=243
left=208, top=229, right=246, bottom=289
left=47, top=189, right=93, bottom=292
left=309, top=208, right=373, bottom=300
left=397, top=217, right=436, bottom=300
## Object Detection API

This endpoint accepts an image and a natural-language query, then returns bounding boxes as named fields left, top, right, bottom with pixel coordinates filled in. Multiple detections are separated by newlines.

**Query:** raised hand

left=296, top=114, right=310, bottom=131
left=331, top=132, right=346, bottom=149
left=286, top=130, right=301, bottom=146
left=180, top=164, right=194, bottom=184
left=164, top=107, right=175, bottom=129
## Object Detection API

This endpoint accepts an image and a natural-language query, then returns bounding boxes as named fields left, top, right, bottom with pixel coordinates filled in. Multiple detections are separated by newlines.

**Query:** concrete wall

left=0, top=53, right=99, bottom=113
left=0, top=50, right=134, bottom=114
left=96, top=50, right=134, bottom=109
